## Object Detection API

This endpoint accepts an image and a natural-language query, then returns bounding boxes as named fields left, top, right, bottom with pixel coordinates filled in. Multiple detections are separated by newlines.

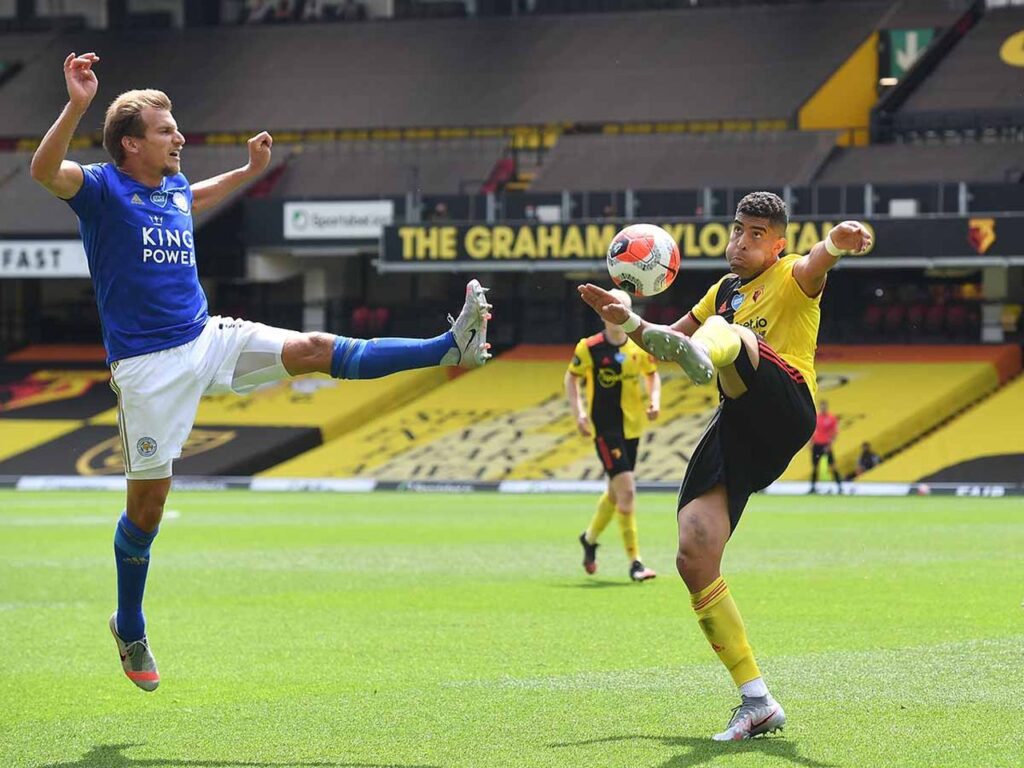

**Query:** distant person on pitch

left=566, top=289, right=660, bottom=582
left=810, top=400, right=842, bottom=493
left=31, top=52, right=492, bottom=692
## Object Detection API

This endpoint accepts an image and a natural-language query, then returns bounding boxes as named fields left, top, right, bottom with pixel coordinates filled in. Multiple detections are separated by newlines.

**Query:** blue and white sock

left=113, top=512, right=158, bottom=642
left=331, top=333, right=455, bottom=380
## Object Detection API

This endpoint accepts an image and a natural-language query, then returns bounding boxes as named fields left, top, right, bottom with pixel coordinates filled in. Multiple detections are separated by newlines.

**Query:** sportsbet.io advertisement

left=378, top=215, right=1024, bottom=271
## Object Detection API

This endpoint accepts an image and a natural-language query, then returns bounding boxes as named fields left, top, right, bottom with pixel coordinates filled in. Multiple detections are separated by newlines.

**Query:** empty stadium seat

left=862, top=304, right=884, bottom=334
left=815, top=141, right=1024, bottom=184
left=883, top=305, right=906, bottom=336
left=896, top=7, right=1024, bottom=133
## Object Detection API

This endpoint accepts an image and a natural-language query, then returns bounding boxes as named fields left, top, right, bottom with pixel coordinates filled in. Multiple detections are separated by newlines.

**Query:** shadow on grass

left=553, top=580, right=635, bottom=589
left=551, top=734, right=836, bottom=768
left=36, top=742, right=439, bottom=768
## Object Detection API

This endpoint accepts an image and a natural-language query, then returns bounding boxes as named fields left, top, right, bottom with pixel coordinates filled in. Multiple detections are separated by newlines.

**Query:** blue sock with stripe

left=114, top=512, right=158, bottom=642
left=330, top=333, right=455, bottom=380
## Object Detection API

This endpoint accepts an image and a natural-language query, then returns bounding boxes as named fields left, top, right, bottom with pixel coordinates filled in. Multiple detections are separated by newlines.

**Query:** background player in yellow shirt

left=565, top=289, right=661, bottom=583
left=578, top=192, right=871, bottom=741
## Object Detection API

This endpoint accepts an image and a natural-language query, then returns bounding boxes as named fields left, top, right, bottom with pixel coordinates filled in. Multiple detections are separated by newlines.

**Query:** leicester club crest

left=172, top=191, right=189, bottom=214
left=136, top=437, right=158, bottom=457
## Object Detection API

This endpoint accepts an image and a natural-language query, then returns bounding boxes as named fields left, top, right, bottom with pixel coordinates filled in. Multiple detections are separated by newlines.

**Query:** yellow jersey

left=567, top=332, right=658, bottom=440
left=689, top=253, right=820, bottom=396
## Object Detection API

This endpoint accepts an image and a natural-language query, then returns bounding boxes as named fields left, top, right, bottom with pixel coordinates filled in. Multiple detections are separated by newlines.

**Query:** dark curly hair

left=736, top=191, right=788, bottom=234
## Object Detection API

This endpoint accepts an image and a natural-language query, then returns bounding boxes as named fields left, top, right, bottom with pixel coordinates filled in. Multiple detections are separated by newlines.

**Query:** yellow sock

left=693, top=315, right=741, bottom=368
left=585, top=492, right=616, bottom=543
left=616, top=509, right=640, bottom=561
left=690, top=576, right=761, bottom=687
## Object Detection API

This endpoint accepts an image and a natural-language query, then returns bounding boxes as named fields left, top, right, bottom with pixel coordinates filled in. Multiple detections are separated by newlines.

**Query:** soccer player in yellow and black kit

left=578, top=192, right=872, bottom=741
left=565, top=289, right=661, bottom=582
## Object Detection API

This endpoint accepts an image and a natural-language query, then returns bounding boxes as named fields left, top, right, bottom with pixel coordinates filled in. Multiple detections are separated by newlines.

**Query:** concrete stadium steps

left=0, top=6, right=889, bottom=136
left=863, top=374, right=1024, bottom=484
left=530, top=131, right=839, bottom=192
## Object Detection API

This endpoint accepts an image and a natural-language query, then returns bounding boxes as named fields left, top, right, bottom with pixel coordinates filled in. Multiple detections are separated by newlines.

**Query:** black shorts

left=812, top=443, right=836, bottom=464
left=678, top=338, right=816, bottom=531
left=594, top=434, right=639, bottom=478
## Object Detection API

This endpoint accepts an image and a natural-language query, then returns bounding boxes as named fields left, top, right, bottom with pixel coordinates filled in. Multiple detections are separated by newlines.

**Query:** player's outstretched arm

left=30, top=53, right=99, bottom=199
left=793, top=221, right=873, bottom=297
left=191, top=132, right=273, bottom=214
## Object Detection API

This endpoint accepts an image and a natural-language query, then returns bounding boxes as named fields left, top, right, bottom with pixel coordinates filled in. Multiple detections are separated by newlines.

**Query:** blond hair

left=103, top=89, right=172, bottom=165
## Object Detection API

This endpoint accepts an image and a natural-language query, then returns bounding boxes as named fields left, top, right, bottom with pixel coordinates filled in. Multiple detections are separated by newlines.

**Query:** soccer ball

left=606, top=224, right=680, bottom=297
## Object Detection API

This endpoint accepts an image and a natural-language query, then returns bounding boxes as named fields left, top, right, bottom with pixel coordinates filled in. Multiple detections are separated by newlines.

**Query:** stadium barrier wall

left=0, top=474, right=1018, bottom=497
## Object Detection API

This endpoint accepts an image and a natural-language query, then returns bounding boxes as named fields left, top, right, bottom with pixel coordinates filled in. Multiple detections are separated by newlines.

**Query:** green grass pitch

left=1, top=491, right=1022, bottom=768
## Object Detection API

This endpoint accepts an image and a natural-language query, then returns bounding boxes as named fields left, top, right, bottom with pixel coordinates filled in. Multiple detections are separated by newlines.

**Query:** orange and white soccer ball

left=606, top=223, right=680, bottom=297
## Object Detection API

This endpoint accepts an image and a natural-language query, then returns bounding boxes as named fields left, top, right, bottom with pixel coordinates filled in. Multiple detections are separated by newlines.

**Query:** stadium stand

left=814, top=141, right=1024, bottom=184
left=273, top=138, right=507, bottom=197
left=0, top=145, right=270, bottom=234
left=0, top=4, right=889, bottom=135
left=0, top=346, right=449, bottom=476
left=863, top=373, right=1024, bottom=484
left=257, top=345, right=1021, bottom=484
left=259, top=348, right=723, bottom=483
left=892, top=6, right=1024, bottom=135
left=531, top=131, right=839, bottom=192
left=778, top=345, right=1021, bottom=481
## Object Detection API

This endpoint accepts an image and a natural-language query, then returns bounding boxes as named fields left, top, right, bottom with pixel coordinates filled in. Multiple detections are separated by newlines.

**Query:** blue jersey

left=65, top=162, right=208, bottom=364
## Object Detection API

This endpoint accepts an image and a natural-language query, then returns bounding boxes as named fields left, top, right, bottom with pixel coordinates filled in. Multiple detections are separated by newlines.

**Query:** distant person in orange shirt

left=810, top=400, right=842, bottom=493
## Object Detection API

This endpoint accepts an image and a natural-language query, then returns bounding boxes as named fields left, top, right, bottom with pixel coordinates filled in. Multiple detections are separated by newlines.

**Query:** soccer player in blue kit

left=31, top=53, right=492, bottom=691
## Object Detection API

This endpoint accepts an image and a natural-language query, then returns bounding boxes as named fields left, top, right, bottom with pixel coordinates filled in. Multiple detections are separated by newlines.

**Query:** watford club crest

left=611, top=447, right=623, bottom=460
left=967, top=218, right=996, bottom=255
left=0, top=370, right=110, bottom=413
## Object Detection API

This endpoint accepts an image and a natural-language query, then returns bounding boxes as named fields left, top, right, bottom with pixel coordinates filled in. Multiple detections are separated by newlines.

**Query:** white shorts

left=109, top=316, right=298, bottom=479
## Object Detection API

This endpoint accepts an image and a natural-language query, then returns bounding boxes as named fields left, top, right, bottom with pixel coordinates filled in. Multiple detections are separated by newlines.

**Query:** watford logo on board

left=967, top=218, right=996, bottom=255
left=0, top=370, right=110, bottom=413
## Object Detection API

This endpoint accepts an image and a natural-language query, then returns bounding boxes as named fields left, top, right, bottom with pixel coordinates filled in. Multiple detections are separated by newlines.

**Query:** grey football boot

left=712, top=694, right=785, bottom=741
left=109, top=612, right=159, bottom=692
left=441, top=279, right=492, bottom=368
left=642, top=326, right=714, bottom=385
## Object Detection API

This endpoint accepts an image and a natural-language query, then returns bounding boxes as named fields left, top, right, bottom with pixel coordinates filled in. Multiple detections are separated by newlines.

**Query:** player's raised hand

left=829, top=221, right=873, bottom=255
left=245, top=131, right=273, bottom=175
left=578, top=283, right=630, bottom=325
left=64, top=52, right=99, bottom=111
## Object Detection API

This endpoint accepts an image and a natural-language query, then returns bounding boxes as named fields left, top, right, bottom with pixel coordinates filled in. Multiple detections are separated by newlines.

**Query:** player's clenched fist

left=246, top=131, right=273, bottom=175
left=64, top=52, right=100, bottom=111
left=829, top=221, right=873, bottom=255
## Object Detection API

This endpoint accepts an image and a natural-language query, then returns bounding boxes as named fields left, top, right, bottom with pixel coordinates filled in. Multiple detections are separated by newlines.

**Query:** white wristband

left=824, top=232, right=846, bottom=258
left=620, top=312, right=642, bottom=333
